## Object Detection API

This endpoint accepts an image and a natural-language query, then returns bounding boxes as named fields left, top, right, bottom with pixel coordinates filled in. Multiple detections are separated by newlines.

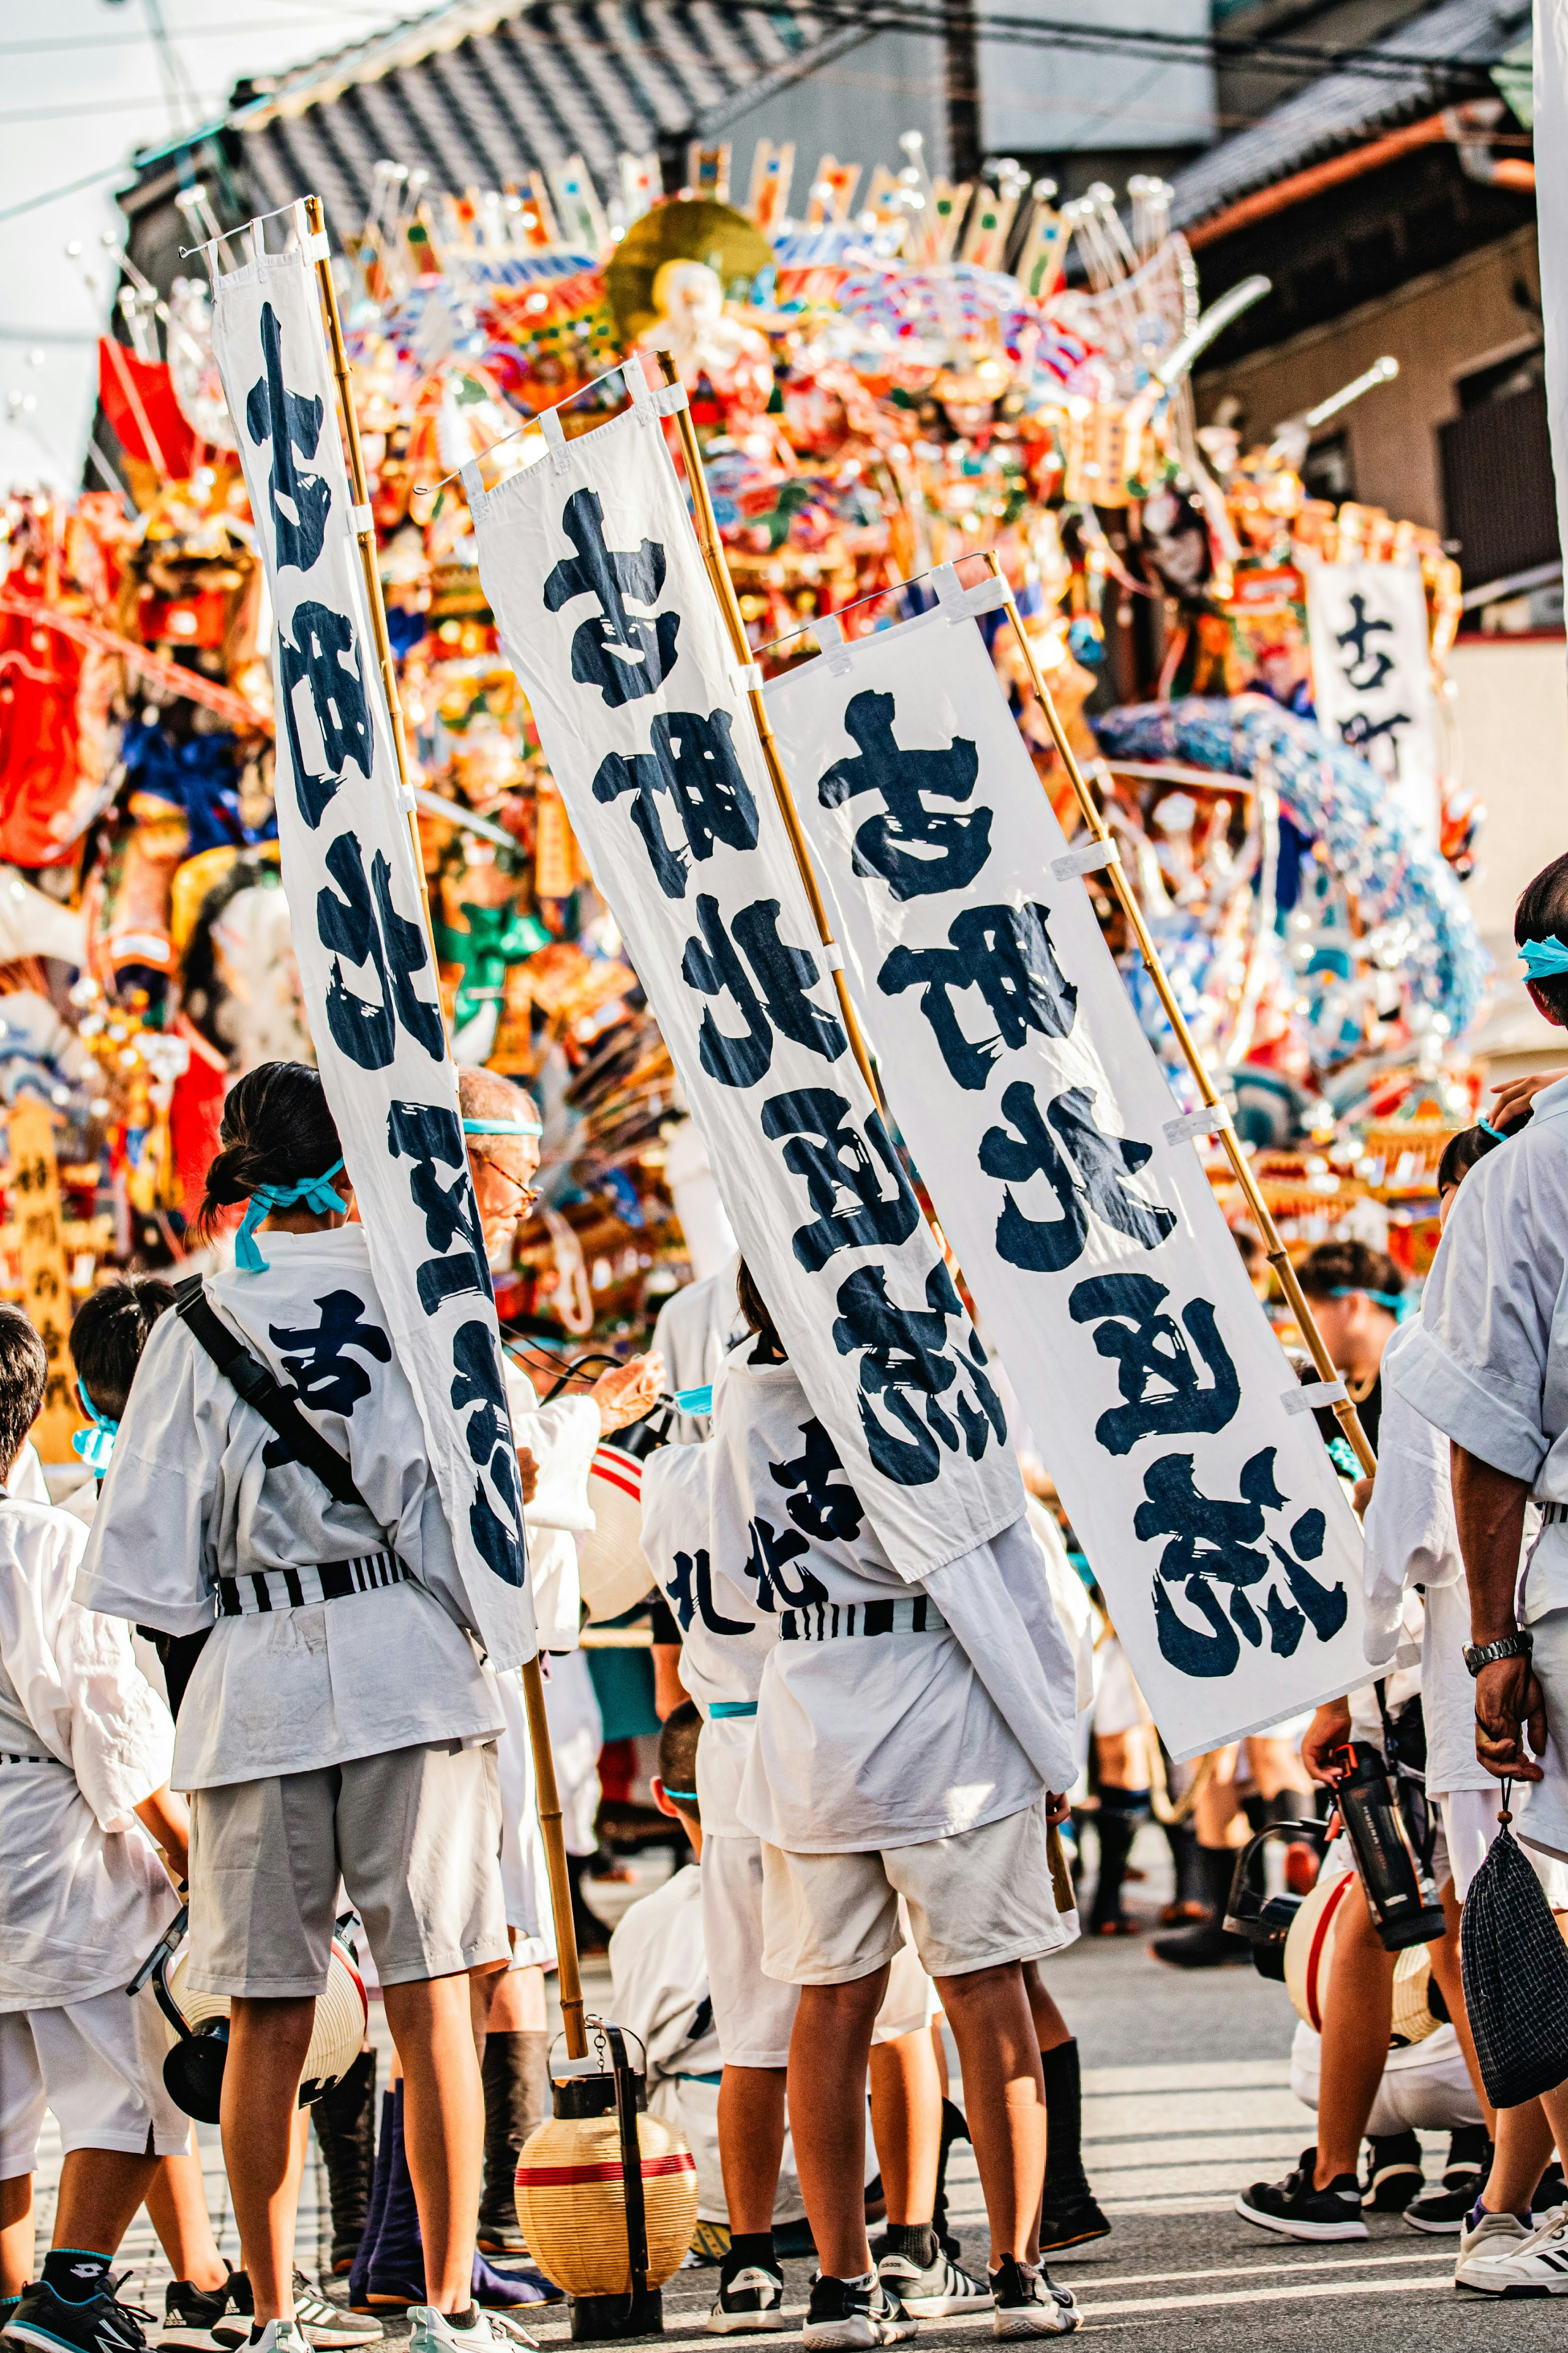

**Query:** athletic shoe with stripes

left=876, top=2248, right=992, bottom=2318
left=1457, top=2205, right=1568, bottom=2294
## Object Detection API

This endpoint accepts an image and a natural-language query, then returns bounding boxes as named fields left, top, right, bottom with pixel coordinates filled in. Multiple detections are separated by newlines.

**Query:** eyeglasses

left=477, top=1160, right=540, bottom=1211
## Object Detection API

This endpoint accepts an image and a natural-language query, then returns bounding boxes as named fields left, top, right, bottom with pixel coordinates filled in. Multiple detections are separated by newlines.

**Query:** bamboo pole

left=986, top=551, right=1376, bottom=1477
left=654, top=350, right=888, bottom=1115
left=305, top=194, right=588, bottom=2058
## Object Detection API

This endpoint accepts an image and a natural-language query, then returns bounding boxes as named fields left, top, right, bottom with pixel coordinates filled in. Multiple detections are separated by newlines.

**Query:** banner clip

left=1283, top=1378, right=1348, bottom=1415
left=1051, top=837, right=1121, bottom=882
left=732, top=662, right=763, bottom=694
left=540, top=406, right=569, bottom=475
left=820, top=941, right=845, bottom=974
left=303, top=231, right=331, bottom=264
left=932, top=564, right=1011, bottom=623
left=350, top=502, right=374, bottom=534
left=625, top=364, right=690, bottom=423
left=1162, top=1102, right=1233, bottom=1147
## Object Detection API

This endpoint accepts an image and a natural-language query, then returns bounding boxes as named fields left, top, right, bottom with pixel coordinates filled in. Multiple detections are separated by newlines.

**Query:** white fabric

left=1440, top=1786, right=1568, bottom=1904
left=1390, top=1075, right=1568, bottom=1624
left=211, top=243, right=533, bottom=1672
left=468, top=403, right=1023, bottom=1579
left=492, top=1664, right=557, bottom=1965
left=1501, top=1605, right=1568, bottom=1869
left=0, top=1987, right=189, bottom=2169
left=541, top=1647, right=602, bottom=1855
left=764, top=616, right=1367, bottom=1761
left=1290, top=2017, right=1480, bottom=2138
left=1363, top=1320, right=1492, bottom=1800
left=1305, top=562, right=1439, bottom=844
left=1091, top=1638, right=1147, bottom=1740
left=506, top=1363, right=599, bottom=1650
left=10, top=1442, right=47, bottom=1505
left=75, top=1226, right=502, bottom=1791
left=662, top=1124, right=739, bottom=1285
left=652, top=1254, right=745, bottom=1442
left=1026, top=1494, right=1095, bottom=1716
left=0, top=1498, right=178, bottom=2008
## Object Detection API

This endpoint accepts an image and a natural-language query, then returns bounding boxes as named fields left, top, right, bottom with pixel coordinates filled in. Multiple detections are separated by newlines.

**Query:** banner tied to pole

left=210, top=237, right=535, bottom=1671
left=468, top=385, right=1022, bottom=1576
left=1305, top=559, right=1439, bottom=846
left=765, top=607, right=1367, bottom=1758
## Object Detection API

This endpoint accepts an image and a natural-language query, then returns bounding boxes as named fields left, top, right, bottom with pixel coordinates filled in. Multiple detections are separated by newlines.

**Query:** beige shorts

left=0, top=1987, right=190, bottom=2172
left=187, top=1740, right=508, bottom=1998
left=761, top=1798, right=1069, bottom=1986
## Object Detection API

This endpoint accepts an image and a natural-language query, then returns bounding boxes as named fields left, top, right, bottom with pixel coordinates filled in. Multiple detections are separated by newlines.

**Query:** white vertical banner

left=1541, top=0, right=1568, bottom=596
left=765, top=601, right=1367, bottom=1757
left=467, top=389, right=1023, bottom=1576
left=211, top=238, right=536, bottom=1670
left=1306, top=559, right=1440, bottom=843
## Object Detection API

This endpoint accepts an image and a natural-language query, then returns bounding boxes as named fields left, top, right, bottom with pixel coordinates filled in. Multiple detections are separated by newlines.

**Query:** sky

left=0, top=0, right=407, bottom=484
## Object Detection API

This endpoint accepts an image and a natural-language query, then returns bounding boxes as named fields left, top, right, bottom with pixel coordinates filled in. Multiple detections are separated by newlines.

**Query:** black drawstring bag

left=1460, top=1779, right=1568, bottom=2109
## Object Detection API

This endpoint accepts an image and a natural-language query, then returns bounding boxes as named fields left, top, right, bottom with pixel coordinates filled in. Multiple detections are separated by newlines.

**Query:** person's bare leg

left=486, top=1966, right=545, bottom=2035
left=935, top=1965, right=1045, bottom=2270
left=50, top=2150, right=162, bottom=2263
left=931, top=2017, right=949, bottom=2098
left=1311, top=1880, right=1394, bottom=2189
left=1192, top=1747, right=1241, bottom=1851
left=1024, top=1974, right=1071, bottom=2056
left=788, top=1971, right=888, bottom=2281
left=222, top=1996, right=316, bottom=2323
left=143, top=2133, right=227, bottom=2291
left=468, top=1959, right=510, bottom=2061
left=717, top=2067, right=787, bottom=2235
left=1243, top=1737, right=1312, bottom=1803
left=869, top=2028, right=942, bottom=2228
left=1485, top=2103, right=1556, bottom=2214
left=383, top=1974, right=485, bottom=2312
left=1428, top=1884, right=1496, bottom=2140
left=1, top=2176, right=33, bottom=2299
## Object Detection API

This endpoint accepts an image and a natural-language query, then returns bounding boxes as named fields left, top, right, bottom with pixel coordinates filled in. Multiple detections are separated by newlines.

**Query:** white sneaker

left=1457, top=2204, right=1568, bottom=2293
left=707, top=2264, right=790, bottom=2333
left=802, top=2275, right=918, bottom=2348
left=249, top=2327, right=312, bottom=2353
left=288, top=2278, right=381, bottom=2349
left=405, top=2311, right=537, bottom=2353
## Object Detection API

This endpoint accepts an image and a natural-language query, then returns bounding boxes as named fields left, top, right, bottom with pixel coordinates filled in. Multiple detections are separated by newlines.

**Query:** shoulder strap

left=173, top=1274, right=370, bottom=1515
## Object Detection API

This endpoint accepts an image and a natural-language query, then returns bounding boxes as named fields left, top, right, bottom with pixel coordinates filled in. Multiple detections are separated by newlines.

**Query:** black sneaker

left=3, top=2275, right=153, bottom=2353
left=158, top=2284, right=231, bottom=2353
left=1534, top=2162, right=1568, bottom=2223
left=1364, top=2130, right=1424, bottom=2212
left=1149, top=1920, right=1252, bottom=1969
left=988, top=2256, right=1080, bottom=2338
left=707, top=2263, right=788, bottom=2335
left=1404, top=2128, right=1491, bottom=2234
left=876, top=2248, right=992, bottom=2318
left=802, top=2275, right=916, bottom=2349
left=1236, top=2147, right=1367, bottom=2241
left=1037, top=2188, right=1111, bottom=2254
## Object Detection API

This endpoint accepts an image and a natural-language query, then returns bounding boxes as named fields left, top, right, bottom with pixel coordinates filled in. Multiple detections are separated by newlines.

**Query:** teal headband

left=1329, top=1283, right=1408, bottom=1320
left=71, top=1387, right=118, bottom=1475
left=1521, top=938, right=1568, bottom=979
left=662, top=1787, right=699, bottom=1802
left=235, top=1159, right=347, bottom=1274
left=463, top=1117, right=542, bottom=1138
left=1477, top=1117, right=1507, bottom=1142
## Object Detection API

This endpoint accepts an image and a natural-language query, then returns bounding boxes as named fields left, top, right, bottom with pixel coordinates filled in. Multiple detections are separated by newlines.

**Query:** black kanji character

left=387, top=1100, right=490, bottom=1316
left=318, top=831, right=446, bottom=1072
left=451, top=1319, right=527, bottom=1588
left=742, top=1517, right=829, bottom=1612
left=878, top=901, right=1077, bottom=1090
left=816, top=689, right=992, bottom=902
left=1340, top=709, right=1412, bottom=765
left=593, top=709, right=759, bottom=899
left=1135, top=1445, right=1346, bottom=1679
left=267, top=1287, right=391, bottom=1417
left=1068, top=1273, right=1240, bottom=1456
left=665, top=1546, right=754, bottom=1635
left=769, top=1416, right=864, bottom=1543
left=244, top=303, right=331, bottom=573
left=1334, top=593, right=1396, bottom=694
left=832, top=1259, right=1005, bottom=1486
left=980, top=1081, right=1176, bottom=1274
left=543, top=487, right=680, bottom=707
left=681, top=896, right=846, bottom=1088
left=762, top=1088, right=920, bottom=1273
left=278, top=602, right=373, bottom=829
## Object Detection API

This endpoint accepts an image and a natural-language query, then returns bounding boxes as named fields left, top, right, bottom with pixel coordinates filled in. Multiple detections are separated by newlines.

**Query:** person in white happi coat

left=74, top=1063, right=518, bottom=2353
left=0, top=1309, right=193, bottom=2353
left=456, top=1065, right=663, bottom=2251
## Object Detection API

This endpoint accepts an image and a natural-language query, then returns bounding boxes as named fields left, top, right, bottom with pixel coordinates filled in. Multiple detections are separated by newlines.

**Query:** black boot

left=1038, top=2039, right=1111, bottom=2252
left=478, top=2028, right=550, bottom=2255
left=312, top=2046, right=377, bottom=2274
left=1160, top=1820, right=1207, bottom=1923
left=1151, top=1843, right=1252, bottom=1968
left=1089, top=1794, right=1146, bottom=1934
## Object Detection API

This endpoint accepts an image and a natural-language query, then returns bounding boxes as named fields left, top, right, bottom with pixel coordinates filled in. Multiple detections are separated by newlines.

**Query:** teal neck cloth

left=235, top=1159, right=347, bottom=1274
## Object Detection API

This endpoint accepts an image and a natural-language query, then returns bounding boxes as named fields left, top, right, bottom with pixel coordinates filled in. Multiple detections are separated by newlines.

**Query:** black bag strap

left=173, top=1274, right=370, bottom=1516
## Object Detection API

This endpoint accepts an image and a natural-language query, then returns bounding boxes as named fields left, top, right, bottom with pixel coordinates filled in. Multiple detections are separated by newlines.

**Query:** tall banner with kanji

left=468, top=389, right=1022, bottom=1577
left=210, top=241, right=535, bottom=1671
left=1306, top=560, right=1439, bottom=845
left=9, top=1100, right=76, bottom=1463
left=765, top=607, right=1367, bottom=1756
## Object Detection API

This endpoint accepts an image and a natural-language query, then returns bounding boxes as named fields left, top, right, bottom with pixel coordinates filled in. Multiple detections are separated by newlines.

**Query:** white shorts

left=0, top=1986, right=189, bottom=2174
left=704, top=1833, right=938, bottom=2067
left=1440, top=1786, right=1568, bottom=1904
left=1506, top=1609, right=1568, bottom=1885
left=1290, top=2016, right=1481, bottom=2138
left=761, top=1798, right=1073, bottom=1986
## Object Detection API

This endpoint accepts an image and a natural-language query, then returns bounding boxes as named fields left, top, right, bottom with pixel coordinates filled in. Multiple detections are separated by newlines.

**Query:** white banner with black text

left=211, top=241, right=535, bottom=1669
left=467, top=391, right=1022, bottom=1579
left=765, top=605, right=1367, bottom=1756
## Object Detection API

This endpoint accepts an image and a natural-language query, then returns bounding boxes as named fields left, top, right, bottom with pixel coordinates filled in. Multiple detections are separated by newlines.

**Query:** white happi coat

left=1, top=1497, right=179, bottom=2008
left=652, top=1255, right=745, bottom=1444
left=75, top=1226, right=501, bottom=1791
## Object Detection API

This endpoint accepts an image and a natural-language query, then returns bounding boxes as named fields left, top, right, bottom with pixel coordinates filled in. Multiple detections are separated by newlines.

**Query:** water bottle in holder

left=1332, top=1741, right=1447, bottom=1951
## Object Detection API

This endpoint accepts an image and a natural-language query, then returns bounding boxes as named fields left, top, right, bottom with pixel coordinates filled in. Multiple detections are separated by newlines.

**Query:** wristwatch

left=1464, top=1630, right=1534, bottom=1677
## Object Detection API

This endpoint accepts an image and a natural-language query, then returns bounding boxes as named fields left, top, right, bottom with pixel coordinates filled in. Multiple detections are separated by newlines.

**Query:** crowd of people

left=8, top=853, right=1568, bottom=2353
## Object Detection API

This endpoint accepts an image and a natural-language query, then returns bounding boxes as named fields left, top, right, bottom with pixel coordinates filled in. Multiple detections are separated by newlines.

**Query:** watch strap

left=1464, top=1630, right=1534, bottom=1677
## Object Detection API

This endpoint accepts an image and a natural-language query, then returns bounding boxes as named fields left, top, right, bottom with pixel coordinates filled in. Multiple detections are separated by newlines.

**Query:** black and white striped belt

left=778, top=1595, right=947, bottom=1642
left=1541, top=1502, right=1568, bottom=1526
left=1, top=1751, right=52, bottom=1764
left=217, top=1554, right=409, bottom=1617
